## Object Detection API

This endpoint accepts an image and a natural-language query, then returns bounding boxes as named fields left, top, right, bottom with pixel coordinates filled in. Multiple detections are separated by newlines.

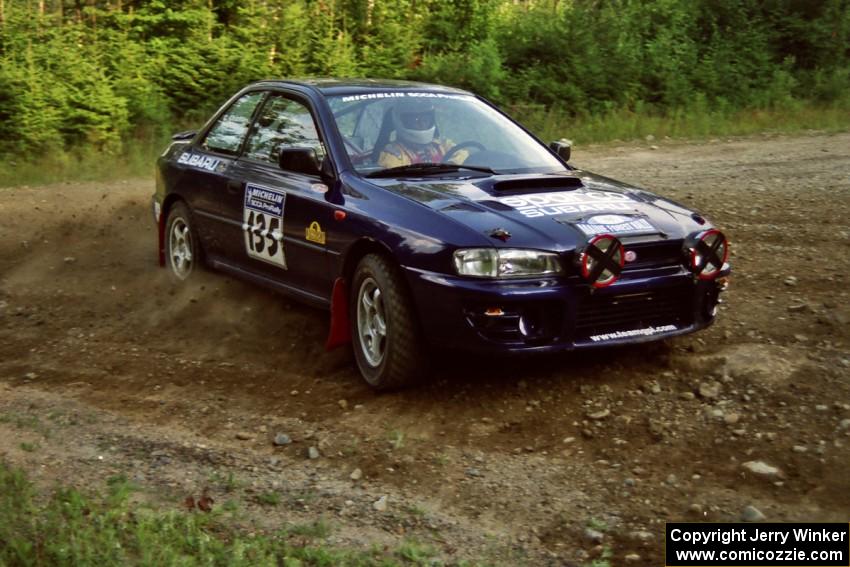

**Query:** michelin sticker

left=340, top=92, right=471, bottom=103
left=243, top=183, right=286, bottom=269
left=497, top=191, right=633, bottom=218
left=177, top=152, right=221, bottom=172
left=576, top=214, right=656, bottom=236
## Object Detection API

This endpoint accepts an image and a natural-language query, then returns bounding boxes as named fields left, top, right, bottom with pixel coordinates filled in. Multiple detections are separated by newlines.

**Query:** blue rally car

left=153, top=79, right=730, bottom=389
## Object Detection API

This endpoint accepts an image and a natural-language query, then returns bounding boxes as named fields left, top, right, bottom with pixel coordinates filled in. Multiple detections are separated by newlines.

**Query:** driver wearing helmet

left=378, top=99, right=469, bottom=168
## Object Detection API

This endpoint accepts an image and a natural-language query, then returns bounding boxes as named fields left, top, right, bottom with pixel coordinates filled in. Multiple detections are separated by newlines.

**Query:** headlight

left=453, top=248, right=563, bottom=278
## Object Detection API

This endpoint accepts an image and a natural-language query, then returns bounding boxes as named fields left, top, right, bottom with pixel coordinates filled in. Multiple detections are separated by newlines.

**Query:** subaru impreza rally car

left=153, top=79, right=730, bottom=389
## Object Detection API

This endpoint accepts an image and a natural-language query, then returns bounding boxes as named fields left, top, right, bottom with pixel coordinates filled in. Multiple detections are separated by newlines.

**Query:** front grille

left=622, top=240, right=683, bottom=271
left=575, top=284, right=693, bottom=338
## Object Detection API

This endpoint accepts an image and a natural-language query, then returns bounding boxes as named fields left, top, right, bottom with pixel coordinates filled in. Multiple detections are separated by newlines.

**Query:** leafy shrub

left=0, top=0, right=847, bottom=168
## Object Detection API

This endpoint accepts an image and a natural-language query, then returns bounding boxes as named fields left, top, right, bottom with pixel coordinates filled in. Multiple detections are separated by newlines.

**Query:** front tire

left=350, top=254, right=426, bottom=390
left=165, top=201, right=200, bottom=281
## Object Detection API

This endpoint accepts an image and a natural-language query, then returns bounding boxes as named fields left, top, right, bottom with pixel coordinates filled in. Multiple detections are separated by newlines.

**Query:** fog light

left=485, top=307, right=504, bottom=317
left=518, top=312, right=544, bottom=337
left=519, top=315, right=531, bottom=336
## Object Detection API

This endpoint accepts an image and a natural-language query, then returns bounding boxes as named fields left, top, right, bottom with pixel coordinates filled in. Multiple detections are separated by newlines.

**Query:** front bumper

left=404, top=265, right=729, bottom=354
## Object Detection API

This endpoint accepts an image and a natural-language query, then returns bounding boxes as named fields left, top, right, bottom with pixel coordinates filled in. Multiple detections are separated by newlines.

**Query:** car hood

left=368, top=170, right=705, bottom=251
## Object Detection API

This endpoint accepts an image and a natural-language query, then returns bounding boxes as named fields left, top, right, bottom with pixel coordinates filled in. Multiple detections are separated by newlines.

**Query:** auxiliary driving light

left=579, top=234, right=625, bottom=288
left=687, top=229, right=729, bottom=280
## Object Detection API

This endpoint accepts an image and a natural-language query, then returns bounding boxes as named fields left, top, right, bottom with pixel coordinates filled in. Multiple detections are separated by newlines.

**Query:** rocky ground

left=1, top=132, right=849, bottom=565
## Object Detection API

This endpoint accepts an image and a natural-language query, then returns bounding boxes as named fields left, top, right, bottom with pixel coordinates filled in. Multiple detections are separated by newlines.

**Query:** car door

left=222, top=92, right=335, bottom=302
left=180, top=90, right=266, bottom=257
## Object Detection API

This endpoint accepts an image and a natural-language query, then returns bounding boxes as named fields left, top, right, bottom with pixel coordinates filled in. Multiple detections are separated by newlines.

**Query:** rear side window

left=244, top=95, right=326, bottom=165
left=201, top=91, right=265, bottom=155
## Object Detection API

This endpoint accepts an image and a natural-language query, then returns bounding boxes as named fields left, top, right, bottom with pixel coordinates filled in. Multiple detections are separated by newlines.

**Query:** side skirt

left=206, top=256, right=331, bottom=310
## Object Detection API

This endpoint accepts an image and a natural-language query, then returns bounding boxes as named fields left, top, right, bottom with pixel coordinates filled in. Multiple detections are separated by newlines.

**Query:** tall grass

left=0, top=131, right=170, bottom=188
left=0, top=143, right=160, bottom=188
left=0, top=462, right=438, bottom=566
left=1, top=99, right=848, bottom=188
left=515, top=99, right=850, bottom=145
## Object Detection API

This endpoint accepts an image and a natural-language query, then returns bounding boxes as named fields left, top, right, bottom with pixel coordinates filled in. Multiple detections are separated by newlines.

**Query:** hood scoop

left=438, top=201, right=481, bottom=212
left=491, top=175, right=583, bottom=194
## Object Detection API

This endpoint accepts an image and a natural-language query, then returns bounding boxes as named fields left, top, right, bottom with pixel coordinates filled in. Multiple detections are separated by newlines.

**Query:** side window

left=354, top=101, right=389, bottom=153
left=201, top=91, right=265, bottom=155
left=244, top=95, right=326, bottom=165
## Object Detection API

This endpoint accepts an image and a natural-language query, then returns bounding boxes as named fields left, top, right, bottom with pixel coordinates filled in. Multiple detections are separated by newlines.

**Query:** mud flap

left=325, top=277, right=351, bottom=350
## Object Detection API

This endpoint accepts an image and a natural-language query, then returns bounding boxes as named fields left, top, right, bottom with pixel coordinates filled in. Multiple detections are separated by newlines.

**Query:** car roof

left=249, top=78, right=472, bottom=97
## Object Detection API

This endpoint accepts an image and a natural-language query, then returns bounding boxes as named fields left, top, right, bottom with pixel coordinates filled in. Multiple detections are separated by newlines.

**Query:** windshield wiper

left=365, top=162, right=496, bottom=178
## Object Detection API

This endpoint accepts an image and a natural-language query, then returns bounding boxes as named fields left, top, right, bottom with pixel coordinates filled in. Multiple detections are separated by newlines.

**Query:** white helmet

left=392, top=99, right=436, bottom=146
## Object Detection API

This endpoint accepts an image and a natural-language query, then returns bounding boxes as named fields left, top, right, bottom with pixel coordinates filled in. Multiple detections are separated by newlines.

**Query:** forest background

left=0, top=0, right=848, bottom=185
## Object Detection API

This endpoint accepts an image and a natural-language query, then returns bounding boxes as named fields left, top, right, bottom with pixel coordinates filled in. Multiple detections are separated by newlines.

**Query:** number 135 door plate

left=243, top=183, right=287, bottom=269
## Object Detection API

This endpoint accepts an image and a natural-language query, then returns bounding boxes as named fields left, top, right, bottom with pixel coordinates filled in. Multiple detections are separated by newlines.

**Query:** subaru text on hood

left=152, top=79, right=731, bottom=390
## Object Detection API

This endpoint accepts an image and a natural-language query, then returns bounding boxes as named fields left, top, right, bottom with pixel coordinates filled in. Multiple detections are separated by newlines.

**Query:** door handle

left=227, top=180, right=242, bottom=193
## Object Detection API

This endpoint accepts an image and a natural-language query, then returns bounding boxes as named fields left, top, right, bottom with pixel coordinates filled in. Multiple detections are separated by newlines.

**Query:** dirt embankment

left=1, top=132, right=849, bottom=565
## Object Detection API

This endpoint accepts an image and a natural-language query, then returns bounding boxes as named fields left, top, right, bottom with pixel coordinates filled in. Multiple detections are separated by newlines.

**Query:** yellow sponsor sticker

left=305, top=221, right=326, bottom=245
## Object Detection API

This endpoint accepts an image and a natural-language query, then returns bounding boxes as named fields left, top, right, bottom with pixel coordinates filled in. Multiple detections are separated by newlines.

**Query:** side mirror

left=549, top=139, right=572, bottom=163
left=172, top=130, right=197, bottom=141
left=279, top=147, right=321, bottom=176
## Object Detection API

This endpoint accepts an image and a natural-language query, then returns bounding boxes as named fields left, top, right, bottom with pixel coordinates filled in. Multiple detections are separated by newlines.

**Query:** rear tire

left=164, top=201, right=200, bottom=281
left=350, top=254, right=426, bottom=390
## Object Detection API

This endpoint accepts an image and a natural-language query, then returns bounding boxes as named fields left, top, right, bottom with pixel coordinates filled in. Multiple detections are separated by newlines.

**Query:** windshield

left=327, top=92, right=566, bottom=176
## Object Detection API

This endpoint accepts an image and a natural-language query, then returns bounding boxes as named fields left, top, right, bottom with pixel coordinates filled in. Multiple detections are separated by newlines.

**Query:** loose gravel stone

left=742, top=505, right=766, bottom=522
left=307, top=446, right=320, bottom=459
left=742, top=460, right=782, bottom=477
left=372, top=495, right=388, bottom=512
left=273, top=433, right=292, bottom=446
left=587, top=408, right=611, bottom=420
left=699, top=381, right=722, bottom=399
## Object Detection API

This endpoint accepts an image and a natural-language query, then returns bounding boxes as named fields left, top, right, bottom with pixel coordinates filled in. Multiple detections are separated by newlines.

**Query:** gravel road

left=1, top=132, right=849, bottom=565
